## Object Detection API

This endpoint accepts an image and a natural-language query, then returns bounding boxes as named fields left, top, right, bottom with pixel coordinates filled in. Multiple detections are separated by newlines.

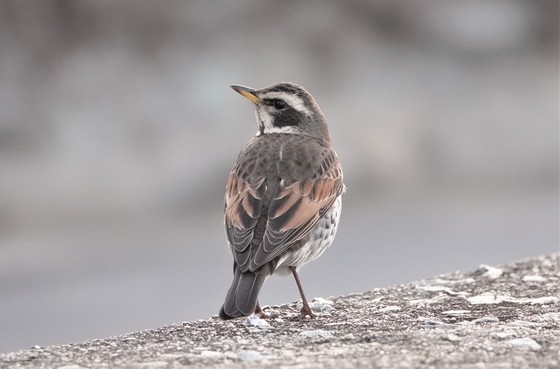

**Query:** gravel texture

left=1, top=253, right=558, bottom=369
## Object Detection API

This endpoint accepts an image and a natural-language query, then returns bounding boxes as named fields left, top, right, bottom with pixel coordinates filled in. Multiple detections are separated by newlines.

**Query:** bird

left=219, top=82, right=344, bottom=320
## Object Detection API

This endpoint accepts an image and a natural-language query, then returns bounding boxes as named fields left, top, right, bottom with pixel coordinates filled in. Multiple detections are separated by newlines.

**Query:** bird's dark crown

left=260, top=82, right=308, bottom=97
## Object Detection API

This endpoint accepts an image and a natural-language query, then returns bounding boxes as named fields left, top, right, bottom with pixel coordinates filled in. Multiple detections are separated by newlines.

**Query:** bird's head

left=231, top=82, right=331, bottom=141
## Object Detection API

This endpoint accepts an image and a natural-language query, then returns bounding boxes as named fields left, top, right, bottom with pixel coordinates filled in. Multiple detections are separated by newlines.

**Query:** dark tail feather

left=219, top=268, right=266, bottom=320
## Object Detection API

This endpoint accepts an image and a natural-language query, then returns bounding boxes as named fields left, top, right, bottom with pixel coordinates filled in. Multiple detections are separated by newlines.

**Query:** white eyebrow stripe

left=262, top=92, right=312, bottom=115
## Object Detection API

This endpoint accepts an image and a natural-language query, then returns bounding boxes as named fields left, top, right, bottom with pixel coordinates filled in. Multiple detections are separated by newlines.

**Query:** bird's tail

left=219, top=268, right=267, bottom=320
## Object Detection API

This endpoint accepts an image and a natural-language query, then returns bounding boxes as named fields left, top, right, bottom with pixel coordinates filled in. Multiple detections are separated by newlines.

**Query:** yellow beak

left=231, top=85, right=261, bottom=104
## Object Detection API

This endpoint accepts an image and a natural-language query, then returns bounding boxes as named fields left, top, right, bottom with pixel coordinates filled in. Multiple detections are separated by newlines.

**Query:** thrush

left=219, top=82, right=344, bottom=320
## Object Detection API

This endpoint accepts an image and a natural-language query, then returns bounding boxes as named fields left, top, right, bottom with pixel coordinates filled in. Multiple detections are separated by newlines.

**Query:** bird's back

left=225, top=133, right=343, bottom=273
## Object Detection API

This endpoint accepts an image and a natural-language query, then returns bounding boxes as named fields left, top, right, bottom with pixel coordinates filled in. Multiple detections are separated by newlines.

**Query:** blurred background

left=0, top=0, right=558, bottom=353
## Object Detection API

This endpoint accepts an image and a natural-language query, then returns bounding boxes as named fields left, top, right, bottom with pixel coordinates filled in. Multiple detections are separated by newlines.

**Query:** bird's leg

left=254, top=300, right=272, bottom=318
left=290, top=266, right=315, bottom=319
left=254, top=301, right=263, bottom=316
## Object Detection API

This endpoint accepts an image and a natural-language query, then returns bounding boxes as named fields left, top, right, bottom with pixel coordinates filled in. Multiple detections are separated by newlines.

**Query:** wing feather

left=250, top=160, right=343, bottom=270
left=224, top=138, right=343, bottom=273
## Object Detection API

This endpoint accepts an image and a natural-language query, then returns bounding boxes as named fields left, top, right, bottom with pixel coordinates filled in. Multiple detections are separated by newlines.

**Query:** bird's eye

left=273, top=100, right=286, bottom=109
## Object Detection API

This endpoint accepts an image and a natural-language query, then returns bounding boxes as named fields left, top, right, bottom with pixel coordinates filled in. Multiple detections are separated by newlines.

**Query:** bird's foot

left=300, top=303, right=315, bottom=319
left=254, top=303, right=275, bottom=319
left=255, top=310, right=272, bottom=319
left=289, top=302, right=315, bottom=320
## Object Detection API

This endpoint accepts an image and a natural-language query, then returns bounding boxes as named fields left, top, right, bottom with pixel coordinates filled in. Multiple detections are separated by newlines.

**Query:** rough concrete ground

left=1, top=253, right=558, bottom=369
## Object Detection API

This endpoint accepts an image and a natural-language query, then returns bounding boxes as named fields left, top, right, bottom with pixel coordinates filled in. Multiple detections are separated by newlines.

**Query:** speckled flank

left=276, top=196, right=342, bottom=272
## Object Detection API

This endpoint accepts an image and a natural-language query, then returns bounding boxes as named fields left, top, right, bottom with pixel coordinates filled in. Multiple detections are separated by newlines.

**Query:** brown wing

left=224, top=139, right=344, bottom=273
left=224, top=172, right=266, bottom=272
left=249, top=159, right=343, bottom=270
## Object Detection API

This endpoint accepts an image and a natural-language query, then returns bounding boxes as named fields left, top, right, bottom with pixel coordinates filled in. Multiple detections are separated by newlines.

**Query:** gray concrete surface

left=1, top=253, right=558, bottom=369
left=1, top=1, right=558, bottom=353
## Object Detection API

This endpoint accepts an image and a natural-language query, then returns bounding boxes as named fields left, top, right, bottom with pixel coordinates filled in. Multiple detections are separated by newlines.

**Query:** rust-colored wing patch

left=250, top=162, right=344, bottom=269
left=225, top=174, right=265, bottom=230
left=224, top=173, right=266, bottom=263
left=224, top=140, right=344, bottom=273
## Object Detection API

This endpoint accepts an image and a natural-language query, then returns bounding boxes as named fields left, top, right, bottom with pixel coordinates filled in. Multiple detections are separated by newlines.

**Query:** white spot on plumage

left=279, top=142, right=285, bottom=161
left=262, top=126, right=300, bottom=135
